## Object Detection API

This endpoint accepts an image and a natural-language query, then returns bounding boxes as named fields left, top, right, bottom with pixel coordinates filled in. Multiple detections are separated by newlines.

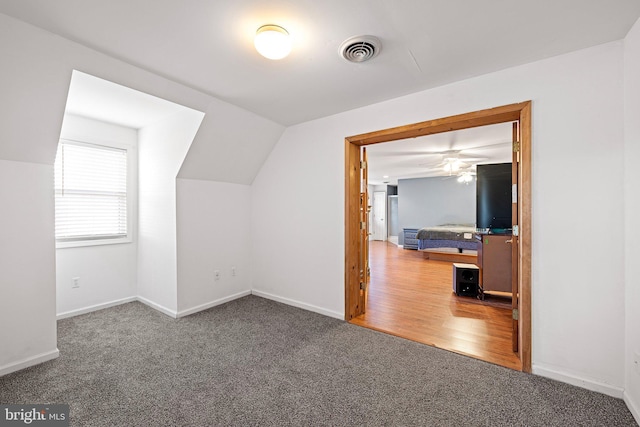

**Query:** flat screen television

left=476, top=163, right=512, bottom=231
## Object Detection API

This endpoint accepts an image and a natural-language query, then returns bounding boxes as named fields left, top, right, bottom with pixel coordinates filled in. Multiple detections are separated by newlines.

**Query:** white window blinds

left=54, top=140, right=128, bottom=242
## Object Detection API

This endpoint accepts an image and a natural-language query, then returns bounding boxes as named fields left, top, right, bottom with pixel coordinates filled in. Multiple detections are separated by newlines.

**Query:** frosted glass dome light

left=255, top=25, right=292, bottom=60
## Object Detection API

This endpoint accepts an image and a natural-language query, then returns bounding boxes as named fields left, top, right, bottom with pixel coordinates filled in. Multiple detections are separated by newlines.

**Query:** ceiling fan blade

left=457, top=141, right=512, bottom=151
left=417, top=159, right=446, bottom=167
left=456, top=155, right=489, bottom=161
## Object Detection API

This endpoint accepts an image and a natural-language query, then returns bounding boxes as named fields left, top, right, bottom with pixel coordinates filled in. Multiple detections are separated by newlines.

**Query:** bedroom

left=355, top=121, right=519, bottom=368
left=1, top=1, right=639, bottom=424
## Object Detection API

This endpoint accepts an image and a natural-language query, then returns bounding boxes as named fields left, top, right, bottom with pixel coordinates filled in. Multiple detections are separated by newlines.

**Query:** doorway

left=371, top=191, right=387, bottom=241
left=387, top=195, right=399, bottom=245
left=344, top=102, right=532, bottom=372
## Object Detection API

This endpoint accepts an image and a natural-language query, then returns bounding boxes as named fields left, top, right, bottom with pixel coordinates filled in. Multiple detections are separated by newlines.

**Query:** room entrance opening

left=344, top=102, right=531, bottom=372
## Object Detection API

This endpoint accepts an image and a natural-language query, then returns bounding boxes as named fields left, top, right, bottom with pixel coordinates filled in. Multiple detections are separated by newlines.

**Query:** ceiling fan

left=418, top=151, right=486, bottom=174
left=416, top=141, right=511, bottom=174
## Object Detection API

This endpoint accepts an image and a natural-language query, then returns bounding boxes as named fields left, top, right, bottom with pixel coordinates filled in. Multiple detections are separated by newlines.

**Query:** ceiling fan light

left=457, top=172, right=473, bottom=184
left=255, top=25, right=292, bottom=60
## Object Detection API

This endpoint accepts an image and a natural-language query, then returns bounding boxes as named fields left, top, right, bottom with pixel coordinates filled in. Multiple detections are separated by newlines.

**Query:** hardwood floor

left=350, top=241, right=521, bottom=371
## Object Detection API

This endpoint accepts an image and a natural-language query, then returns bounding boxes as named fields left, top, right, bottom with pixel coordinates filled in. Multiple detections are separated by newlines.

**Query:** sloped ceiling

left=0, top=13, right=284, bottom=184
left=0, top=1, right=639, bottom=126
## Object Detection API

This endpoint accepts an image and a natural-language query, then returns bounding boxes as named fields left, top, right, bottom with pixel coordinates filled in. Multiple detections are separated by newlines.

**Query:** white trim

left=625, top=392, right=640, bottom=425
left=251, top=290, right=343, bottom=320
left=176, top=290, right=251, bottom=318
left=532, top=364, right=624, bottom=398
left=0, top=349, right=60, bottom=377
left=57, top=296, right=137, bottom=320
left=56, top=291, right=252, bottom=321
left=136, top=296, right=178, bottom=318
left=54, top=137, right=136, bottom=249
left=56, top=237, right=133, bottom=249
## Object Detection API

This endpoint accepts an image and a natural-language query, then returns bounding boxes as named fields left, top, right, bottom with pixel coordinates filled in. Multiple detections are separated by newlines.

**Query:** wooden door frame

left=344, top=101, right=532, bottom=372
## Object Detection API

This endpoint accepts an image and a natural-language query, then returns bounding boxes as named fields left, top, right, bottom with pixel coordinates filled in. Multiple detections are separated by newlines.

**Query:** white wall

left=137, top=109, right=204, bottom=315
left=56, top=115, right=138, bottom=317
left=0, top=13, right=284, bottom=183
left=251, top=122, right=345, bottom=319
left=252, top=42, right=626, bottom=394
left=0, top=160, right=58, bottom=374
left=0, top=12, right=282, bottom=375
left=176, top=179, right=252, bottom=315
left=624, top=17, right=640, bottom=421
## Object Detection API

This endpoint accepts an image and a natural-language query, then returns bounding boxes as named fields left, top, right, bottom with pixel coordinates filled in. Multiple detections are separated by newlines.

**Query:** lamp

left=254, top=25, right=292, bottom=60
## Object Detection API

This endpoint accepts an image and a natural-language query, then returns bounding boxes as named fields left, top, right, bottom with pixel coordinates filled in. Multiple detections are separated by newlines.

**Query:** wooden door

left=511, top=122, right=520, bottom=353
left=360, top=147, right=370, bottom=313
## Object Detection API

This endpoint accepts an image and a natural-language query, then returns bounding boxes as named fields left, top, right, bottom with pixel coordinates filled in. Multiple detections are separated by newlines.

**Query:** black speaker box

left=453, top=263, right=479, bottom=297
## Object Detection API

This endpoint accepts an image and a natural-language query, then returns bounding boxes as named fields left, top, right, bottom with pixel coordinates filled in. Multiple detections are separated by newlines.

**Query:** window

left=54, top=139, right=130, bottom=246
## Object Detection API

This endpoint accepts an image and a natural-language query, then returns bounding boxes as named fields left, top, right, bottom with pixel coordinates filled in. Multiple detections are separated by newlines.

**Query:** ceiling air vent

left=339, top=35, right=381, bottom=63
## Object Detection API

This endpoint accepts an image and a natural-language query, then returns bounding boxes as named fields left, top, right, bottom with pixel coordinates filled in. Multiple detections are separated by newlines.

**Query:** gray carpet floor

left=0, top=295, right=636, bottom=426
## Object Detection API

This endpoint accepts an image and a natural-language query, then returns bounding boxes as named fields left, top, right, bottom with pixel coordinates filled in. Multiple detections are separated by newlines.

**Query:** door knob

left=505, top=239, right=513, bottom=243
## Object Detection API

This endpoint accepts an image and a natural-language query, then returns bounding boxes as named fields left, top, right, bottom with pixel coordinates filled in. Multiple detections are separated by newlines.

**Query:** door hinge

left=513, top=225, right=519, bottom=237
left=513, top=141, right=520, bottom=153
left=360, top=161, right=367, bottom=169
left=360, top=281, right=367, bottom=290
left=360, top=221, right=366, bottom=230
left=512, top=308, right=519, bottom=320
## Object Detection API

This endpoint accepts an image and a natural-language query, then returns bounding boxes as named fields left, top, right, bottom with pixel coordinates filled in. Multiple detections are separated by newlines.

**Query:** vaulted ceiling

left=1, top=0, right=638, bottom=126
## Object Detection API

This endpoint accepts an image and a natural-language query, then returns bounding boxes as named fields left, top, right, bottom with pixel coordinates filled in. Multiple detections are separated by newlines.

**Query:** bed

left=416, top=224, right=478, bottom=252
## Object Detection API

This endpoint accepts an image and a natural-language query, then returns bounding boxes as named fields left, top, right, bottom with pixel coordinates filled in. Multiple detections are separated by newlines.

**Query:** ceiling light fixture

left=254, top=25, right=292, bottom=60
left=457, top=172, right=474, bottom=184
left=443, top=159, right=461, bottom=174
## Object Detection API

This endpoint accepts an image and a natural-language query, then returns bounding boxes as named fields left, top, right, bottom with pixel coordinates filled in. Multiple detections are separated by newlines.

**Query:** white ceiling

left=65, top=71, right=194, bottom=129
left=0, top=1, right=638, bottom=126
left=367, top=122, right=513, bottom=185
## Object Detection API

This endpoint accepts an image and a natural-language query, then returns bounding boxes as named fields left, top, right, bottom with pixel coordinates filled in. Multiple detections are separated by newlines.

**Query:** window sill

left=56, top=237, right=133, bottom=249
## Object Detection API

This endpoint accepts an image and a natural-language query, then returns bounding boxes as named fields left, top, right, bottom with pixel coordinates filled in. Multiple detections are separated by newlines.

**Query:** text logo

left=0, top=405, right=69, bottom=427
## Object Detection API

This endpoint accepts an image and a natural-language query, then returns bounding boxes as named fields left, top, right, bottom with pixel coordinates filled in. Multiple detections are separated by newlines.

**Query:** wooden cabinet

left=477, top=234, right=512, bottom=293
left=402, top=228, right=419, bottom=250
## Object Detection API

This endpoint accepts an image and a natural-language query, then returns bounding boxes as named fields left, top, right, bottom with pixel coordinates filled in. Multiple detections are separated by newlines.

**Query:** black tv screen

left=476, top=163, right=512, bottom=230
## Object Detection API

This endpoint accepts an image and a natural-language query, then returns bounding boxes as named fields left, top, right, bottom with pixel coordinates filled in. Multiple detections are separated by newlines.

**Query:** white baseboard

left=625, top=391, right=640, bottom=425
left=251, top=289, right=343, bottom=320
left=176, top=290, right=251, bottom=318
left=57, top=296, right=137, bottom=320
left=0, top=349, right=59, bottom=377
left=533, top=364, right=624, bottom=398
left=56, top=291, right=253, bottom=321
left=136, top=296, right=178, bottom=318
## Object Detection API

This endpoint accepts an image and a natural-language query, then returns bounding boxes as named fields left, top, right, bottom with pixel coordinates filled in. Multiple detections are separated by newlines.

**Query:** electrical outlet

left=72, top=277, right=80, bottom=288
left=231, top=266, right=236, bottom=277
left=214, top=270, right=221, bottom=281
